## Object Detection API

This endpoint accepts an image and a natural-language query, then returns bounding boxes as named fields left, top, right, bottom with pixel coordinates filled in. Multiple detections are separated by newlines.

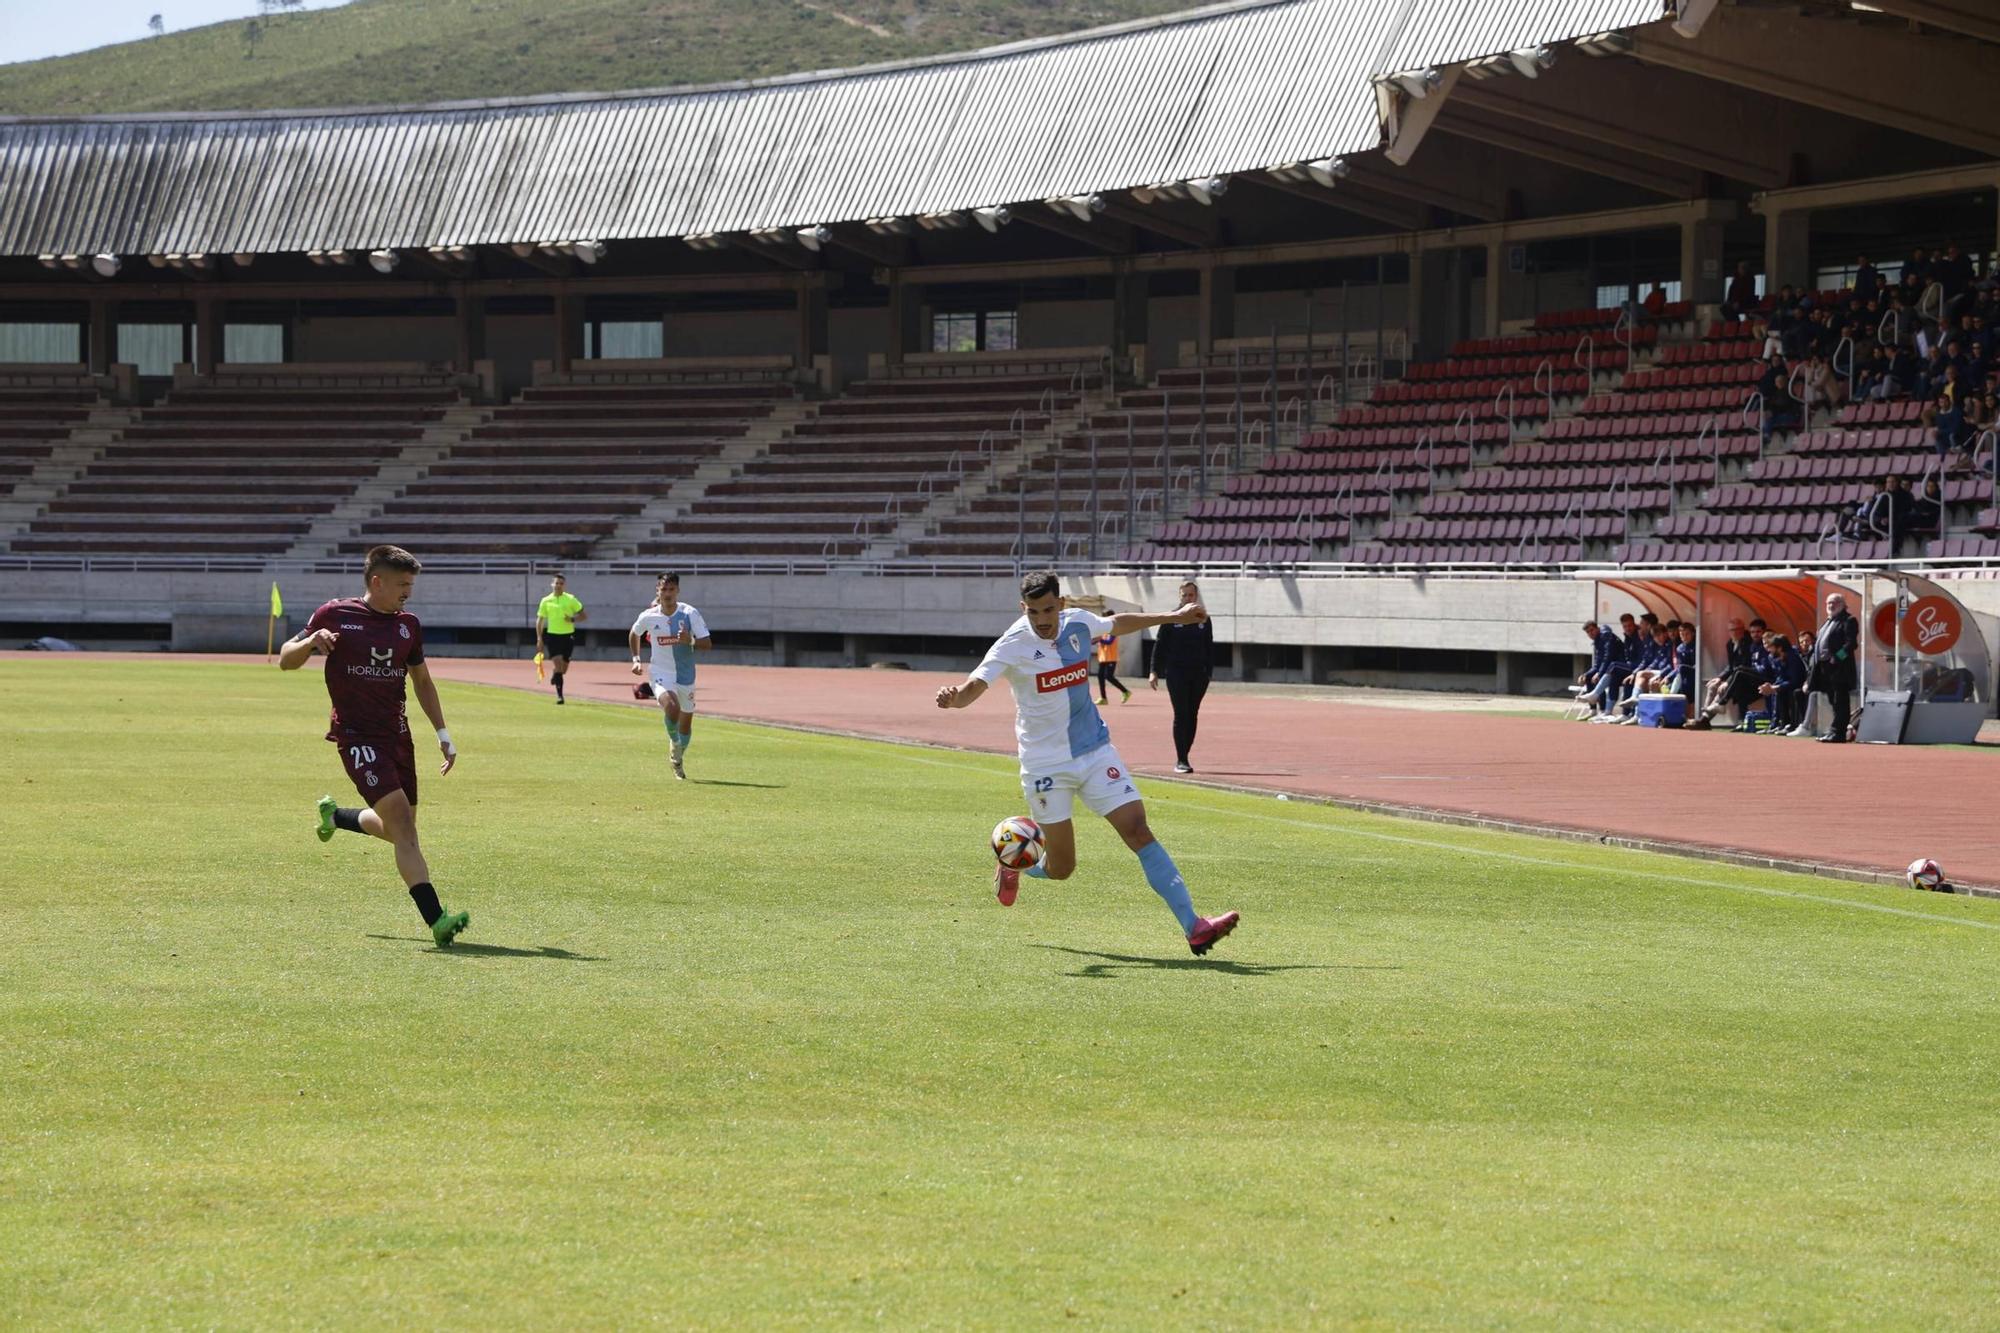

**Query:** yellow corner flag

left=266, top=582, right=283, bottom=661
left=270, top=582, right=283, bottom=618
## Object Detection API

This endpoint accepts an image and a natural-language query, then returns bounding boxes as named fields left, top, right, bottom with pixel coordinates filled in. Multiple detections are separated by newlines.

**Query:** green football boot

left=431, top=910, right=471, bottom=948
left=315, top=795, right=337, bottom=843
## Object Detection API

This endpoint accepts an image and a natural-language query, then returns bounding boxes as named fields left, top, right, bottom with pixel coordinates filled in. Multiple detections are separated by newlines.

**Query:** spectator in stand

left=1854, top=256, right=1879, bottom=299
left=1752, top=632, right=1809, bottom=733
left=1856, top=344, right=1892, bottom=401
left=1803, top=352, right=1846, bottom=419
left=1642, top=284, right=1669, bottom=317
left=1869, top=473, right=1914, bottom=553
left=1809, top=593, right=1861, bottom=743
left=1907, top=475, right=1944, bottom=540
left=1757, top=354, right=1800, bottom=441
left=1691, top=619, right=1757, bottom=729
left=1724, top=262, right=1759, bottom=320
left=1882, top=291, right=1914, bottom=351
left=1924, top=392, right=1966, bottom=470
left=1906, top=246, right=1931, bottom=288
left=1938, top=242, right=1975, bottom=319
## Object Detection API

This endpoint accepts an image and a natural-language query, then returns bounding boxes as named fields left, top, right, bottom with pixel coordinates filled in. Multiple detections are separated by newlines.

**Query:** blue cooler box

left=1635, top=694, right=1686, bottom=728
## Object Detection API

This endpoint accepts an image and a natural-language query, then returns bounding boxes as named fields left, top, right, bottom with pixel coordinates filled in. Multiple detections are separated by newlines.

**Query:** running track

left=428, top=658, right=2000, bottom=894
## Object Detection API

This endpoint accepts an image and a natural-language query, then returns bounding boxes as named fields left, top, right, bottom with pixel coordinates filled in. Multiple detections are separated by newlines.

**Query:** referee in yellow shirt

left=534, top=573, right=587, bottom=704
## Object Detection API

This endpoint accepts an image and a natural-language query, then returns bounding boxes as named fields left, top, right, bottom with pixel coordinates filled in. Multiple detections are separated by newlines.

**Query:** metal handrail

left=1878, top=304, right=1899, bottom=346
left=1495, top=381, right=1517, bottom=436
left=1573, top=333, right=1596, bottom=377
left=1979, top=428, right=2000, bottom=522
left=1611, top=302, right=1635, bottom=356
left=1785, top=361, right=1812, bottom=432
left=1418, top=432, right=1437, bottom=496
left=1832, top=335, right=1855, bottom=404
left=1008, top=408, right=1027, bottom=437
left=1694, top=414, right=1722, bottom=488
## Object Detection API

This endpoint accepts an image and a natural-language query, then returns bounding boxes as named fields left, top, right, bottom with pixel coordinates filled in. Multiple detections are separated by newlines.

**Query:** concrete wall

left=830, top=307, right=889, bottom=388
left=1020, top=298, right=1113, bottom=350
left=294, top=314, right=456, bottom=364
left=661, top=310, right=793, bottom=359
left=488, top=314, right=552, bottom=401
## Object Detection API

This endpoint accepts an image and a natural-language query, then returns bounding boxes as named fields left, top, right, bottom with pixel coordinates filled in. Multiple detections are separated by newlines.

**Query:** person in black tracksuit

left=1149, top=580, right=1213, bottom=774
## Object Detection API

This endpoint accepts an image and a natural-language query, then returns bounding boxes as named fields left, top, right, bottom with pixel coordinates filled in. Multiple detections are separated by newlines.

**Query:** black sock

left=553, top=670, right=565, bottom=697
left=333, top=807, right=365, bottom=833
left=409, top=882, right=443, bottom=926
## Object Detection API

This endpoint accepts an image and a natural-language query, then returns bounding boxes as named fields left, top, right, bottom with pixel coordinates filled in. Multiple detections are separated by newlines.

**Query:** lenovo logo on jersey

left=1035, top=661, right=1090, bottom=693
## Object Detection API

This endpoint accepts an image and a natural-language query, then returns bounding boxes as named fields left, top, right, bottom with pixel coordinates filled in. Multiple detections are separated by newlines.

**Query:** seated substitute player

left=935, top=570, right=1240, bottom=956
left=534, top=572, right=587, bottom=705
left=279, top=543, right=470, bottom=947
left=628, top=571, right=711, bottom=780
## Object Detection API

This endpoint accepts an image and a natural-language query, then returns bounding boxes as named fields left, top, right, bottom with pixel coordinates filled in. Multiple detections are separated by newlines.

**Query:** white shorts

left=648, top=668, right=695, bottom=711
left=1020, top=743, right=1142, bottom=825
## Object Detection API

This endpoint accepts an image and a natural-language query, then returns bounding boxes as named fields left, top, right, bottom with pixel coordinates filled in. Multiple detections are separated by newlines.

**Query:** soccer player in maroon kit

left=279, top=544, right=470, bottom=946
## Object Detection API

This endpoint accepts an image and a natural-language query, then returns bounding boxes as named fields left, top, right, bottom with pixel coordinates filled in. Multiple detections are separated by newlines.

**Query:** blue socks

left=1024, top=863, right=1051, bottom=879
left=1137, top=841, right=1198, bottom=933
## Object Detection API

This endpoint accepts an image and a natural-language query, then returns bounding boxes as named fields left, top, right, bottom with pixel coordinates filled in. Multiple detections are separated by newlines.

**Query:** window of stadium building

left=1595, top=280, right=1682, bottom=308
left=0, top=322, right=81, bottom=363
left=117, top=323, right=186, bottom=377
left=1818, top=262, right=1910, bottom=291
left=586, top=320, right=665, bottom=359
left=224, top=324, right=285, bottom=364
left=931, top=309, right=1017, bottom=353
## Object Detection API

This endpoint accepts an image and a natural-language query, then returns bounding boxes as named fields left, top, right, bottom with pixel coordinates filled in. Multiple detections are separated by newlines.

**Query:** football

left=991, top=815, right=1045, bottom=870
left=1907, top=857, right=1944, bottom=891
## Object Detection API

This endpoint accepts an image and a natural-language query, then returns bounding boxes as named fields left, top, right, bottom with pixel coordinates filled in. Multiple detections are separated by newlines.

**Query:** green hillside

left=0, top=0, right=1198, bottom=117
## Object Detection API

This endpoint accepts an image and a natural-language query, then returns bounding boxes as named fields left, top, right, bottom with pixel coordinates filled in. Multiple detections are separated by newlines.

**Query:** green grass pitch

left=4, top=659, right=2000, bottom=1326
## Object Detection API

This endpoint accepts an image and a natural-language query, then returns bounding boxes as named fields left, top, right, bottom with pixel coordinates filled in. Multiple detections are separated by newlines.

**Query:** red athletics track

left=423, top=657, right=2000, bottom=895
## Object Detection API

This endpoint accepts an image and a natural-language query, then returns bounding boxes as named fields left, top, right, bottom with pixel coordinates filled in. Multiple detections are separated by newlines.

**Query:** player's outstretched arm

left=935, top=677, right=989, bottom=709
left=277, top=627, right=337, bottom=671
left=1108, top=603, right=1206, bottom=637
left=408, top=662, right=457, bottom=775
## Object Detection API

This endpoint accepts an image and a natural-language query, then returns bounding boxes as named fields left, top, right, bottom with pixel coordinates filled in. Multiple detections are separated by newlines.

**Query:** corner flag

left=269, top=582, right=283, bottom=617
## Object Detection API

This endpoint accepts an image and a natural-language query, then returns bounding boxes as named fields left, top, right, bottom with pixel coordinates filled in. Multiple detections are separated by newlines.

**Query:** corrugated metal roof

left=0, top=0, right=1669, bottom=257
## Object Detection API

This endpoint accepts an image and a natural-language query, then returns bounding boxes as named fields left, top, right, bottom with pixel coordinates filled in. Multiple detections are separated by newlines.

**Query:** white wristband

left=632, top=655, right=642, bottom=664
left=436, top=727, right=453, bottom=746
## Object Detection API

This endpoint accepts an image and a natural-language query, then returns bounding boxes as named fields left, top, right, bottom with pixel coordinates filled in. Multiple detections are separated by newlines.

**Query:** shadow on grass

left=689, top=779, right=787, bottom=789
left=364, top=933, right=607, bottom=961
left=1032, top=943, right=1388, bottom=980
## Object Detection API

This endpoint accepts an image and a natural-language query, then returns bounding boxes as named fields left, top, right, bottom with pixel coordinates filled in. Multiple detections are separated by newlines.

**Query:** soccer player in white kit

left=935, top=570, right=1240, bottom=955
left=628, top=572, right=711, bottom=780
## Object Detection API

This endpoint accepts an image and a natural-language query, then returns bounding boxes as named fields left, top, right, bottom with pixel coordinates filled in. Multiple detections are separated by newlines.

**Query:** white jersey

left=971, top=608, right=1115, bottom=770
left=630, top=602, right=709, bottom=686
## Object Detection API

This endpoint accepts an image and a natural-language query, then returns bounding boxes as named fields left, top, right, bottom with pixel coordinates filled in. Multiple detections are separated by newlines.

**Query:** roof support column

left=885, top=271, right=922, bottom=368
left=1680, top=214, right=1728, bottom=306
left=1113, top=267, right=1149, bottom=379
left=1764, top=209, right=1811, bottom=296
left=86, top=296, right=117, bottom=376
left=1197, top=261, right=1234, bottom=359
left=193, top=295, right=223, bottom=378
left=552, top=286, right=585, bottom=376
left=795, top=276, right=829, bottom=391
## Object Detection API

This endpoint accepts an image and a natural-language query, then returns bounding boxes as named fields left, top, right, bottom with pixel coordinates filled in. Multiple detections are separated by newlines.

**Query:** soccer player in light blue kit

left=628, top=572, right=711, bottom=780
left=935, top=570, right=1239, bottom=955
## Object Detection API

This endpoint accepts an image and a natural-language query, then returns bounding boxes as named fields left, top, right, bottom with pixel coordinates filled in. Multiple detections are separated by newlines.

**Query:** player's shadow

left=364, top=934, right=606, bottom=961
left=690, top=779, right=786, bottom=788
left=1032, top=943, right=1378, bottom=980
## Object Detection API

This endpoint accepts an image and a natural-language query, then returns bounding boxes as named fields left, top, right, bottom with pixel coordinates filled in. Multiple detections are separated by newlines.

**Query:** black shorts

left=543, top=633, right=575, bottom=659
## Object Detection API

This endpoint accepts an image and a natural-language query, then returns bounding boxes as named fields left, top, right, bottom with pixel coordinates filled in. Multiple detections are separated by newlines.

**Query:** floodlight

left=973, top=206, right=1011, bottom=233
left=1304, top=158, right=1348, bottom=188
left=796, top=226, right=830, bottom=252
left=367, top=248, right=400, bottom=274
left=570, top=240, right=605, bottom=264
left=90, top=254, right=121, bottom=278
left=1507, top=45, right=1555, bottom=78
left=1049, top=193, right=1104, bottom=222
left=1389, top=68, right=1442, bottom=99
left=1186, top=177, right=1228, bottom=206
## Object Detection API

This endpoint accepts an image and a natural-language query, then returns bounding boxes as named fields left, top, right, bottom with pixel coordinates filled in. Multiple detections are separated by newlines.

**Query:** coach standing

left=1810, top=591, right=1861, bottom=742
left=1149, top=579, right=1213, bottom=774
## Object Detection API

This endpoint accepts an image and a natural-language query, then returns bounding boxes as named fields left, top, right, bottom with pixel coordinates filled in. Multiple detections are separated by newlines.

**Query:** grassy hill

left=0, top=0, right=1199, bottom=117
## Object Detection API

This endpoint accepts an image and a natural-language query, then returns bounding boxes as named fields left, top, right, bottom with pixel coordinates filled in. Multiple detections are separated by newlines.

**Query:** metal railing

left=1741, top=388, right=1766, bottom=457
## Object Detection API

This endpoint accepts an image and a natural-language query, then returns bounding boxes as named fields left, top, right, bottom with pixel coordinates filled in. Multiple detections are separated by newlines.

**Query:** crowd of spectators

left=1714, top=242, right=2000, bottom=554
left=1574, top=598, right=1861, bottom=740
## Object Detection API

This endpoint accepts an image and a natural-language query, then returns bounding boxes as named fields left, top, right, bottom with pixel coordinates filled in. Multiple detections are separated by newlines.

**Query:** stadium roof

left=0, top=0, right=1664, bottom=259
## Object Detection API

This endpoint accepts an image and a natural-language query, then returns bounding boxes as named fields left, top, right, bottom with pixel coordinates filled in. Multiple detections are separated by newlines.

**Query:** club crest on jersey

left=399, top=624, right=410, bottom=639
left=1035, top=661, right=1090, bottom=693
left=1107, top=766, right=1122, bottom=780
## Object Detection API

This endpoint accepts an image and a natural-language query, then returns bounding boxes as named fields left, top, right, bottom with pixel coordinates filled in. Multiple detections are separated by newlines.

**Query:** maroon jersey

left=305, top=598, right=425, bottom=741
